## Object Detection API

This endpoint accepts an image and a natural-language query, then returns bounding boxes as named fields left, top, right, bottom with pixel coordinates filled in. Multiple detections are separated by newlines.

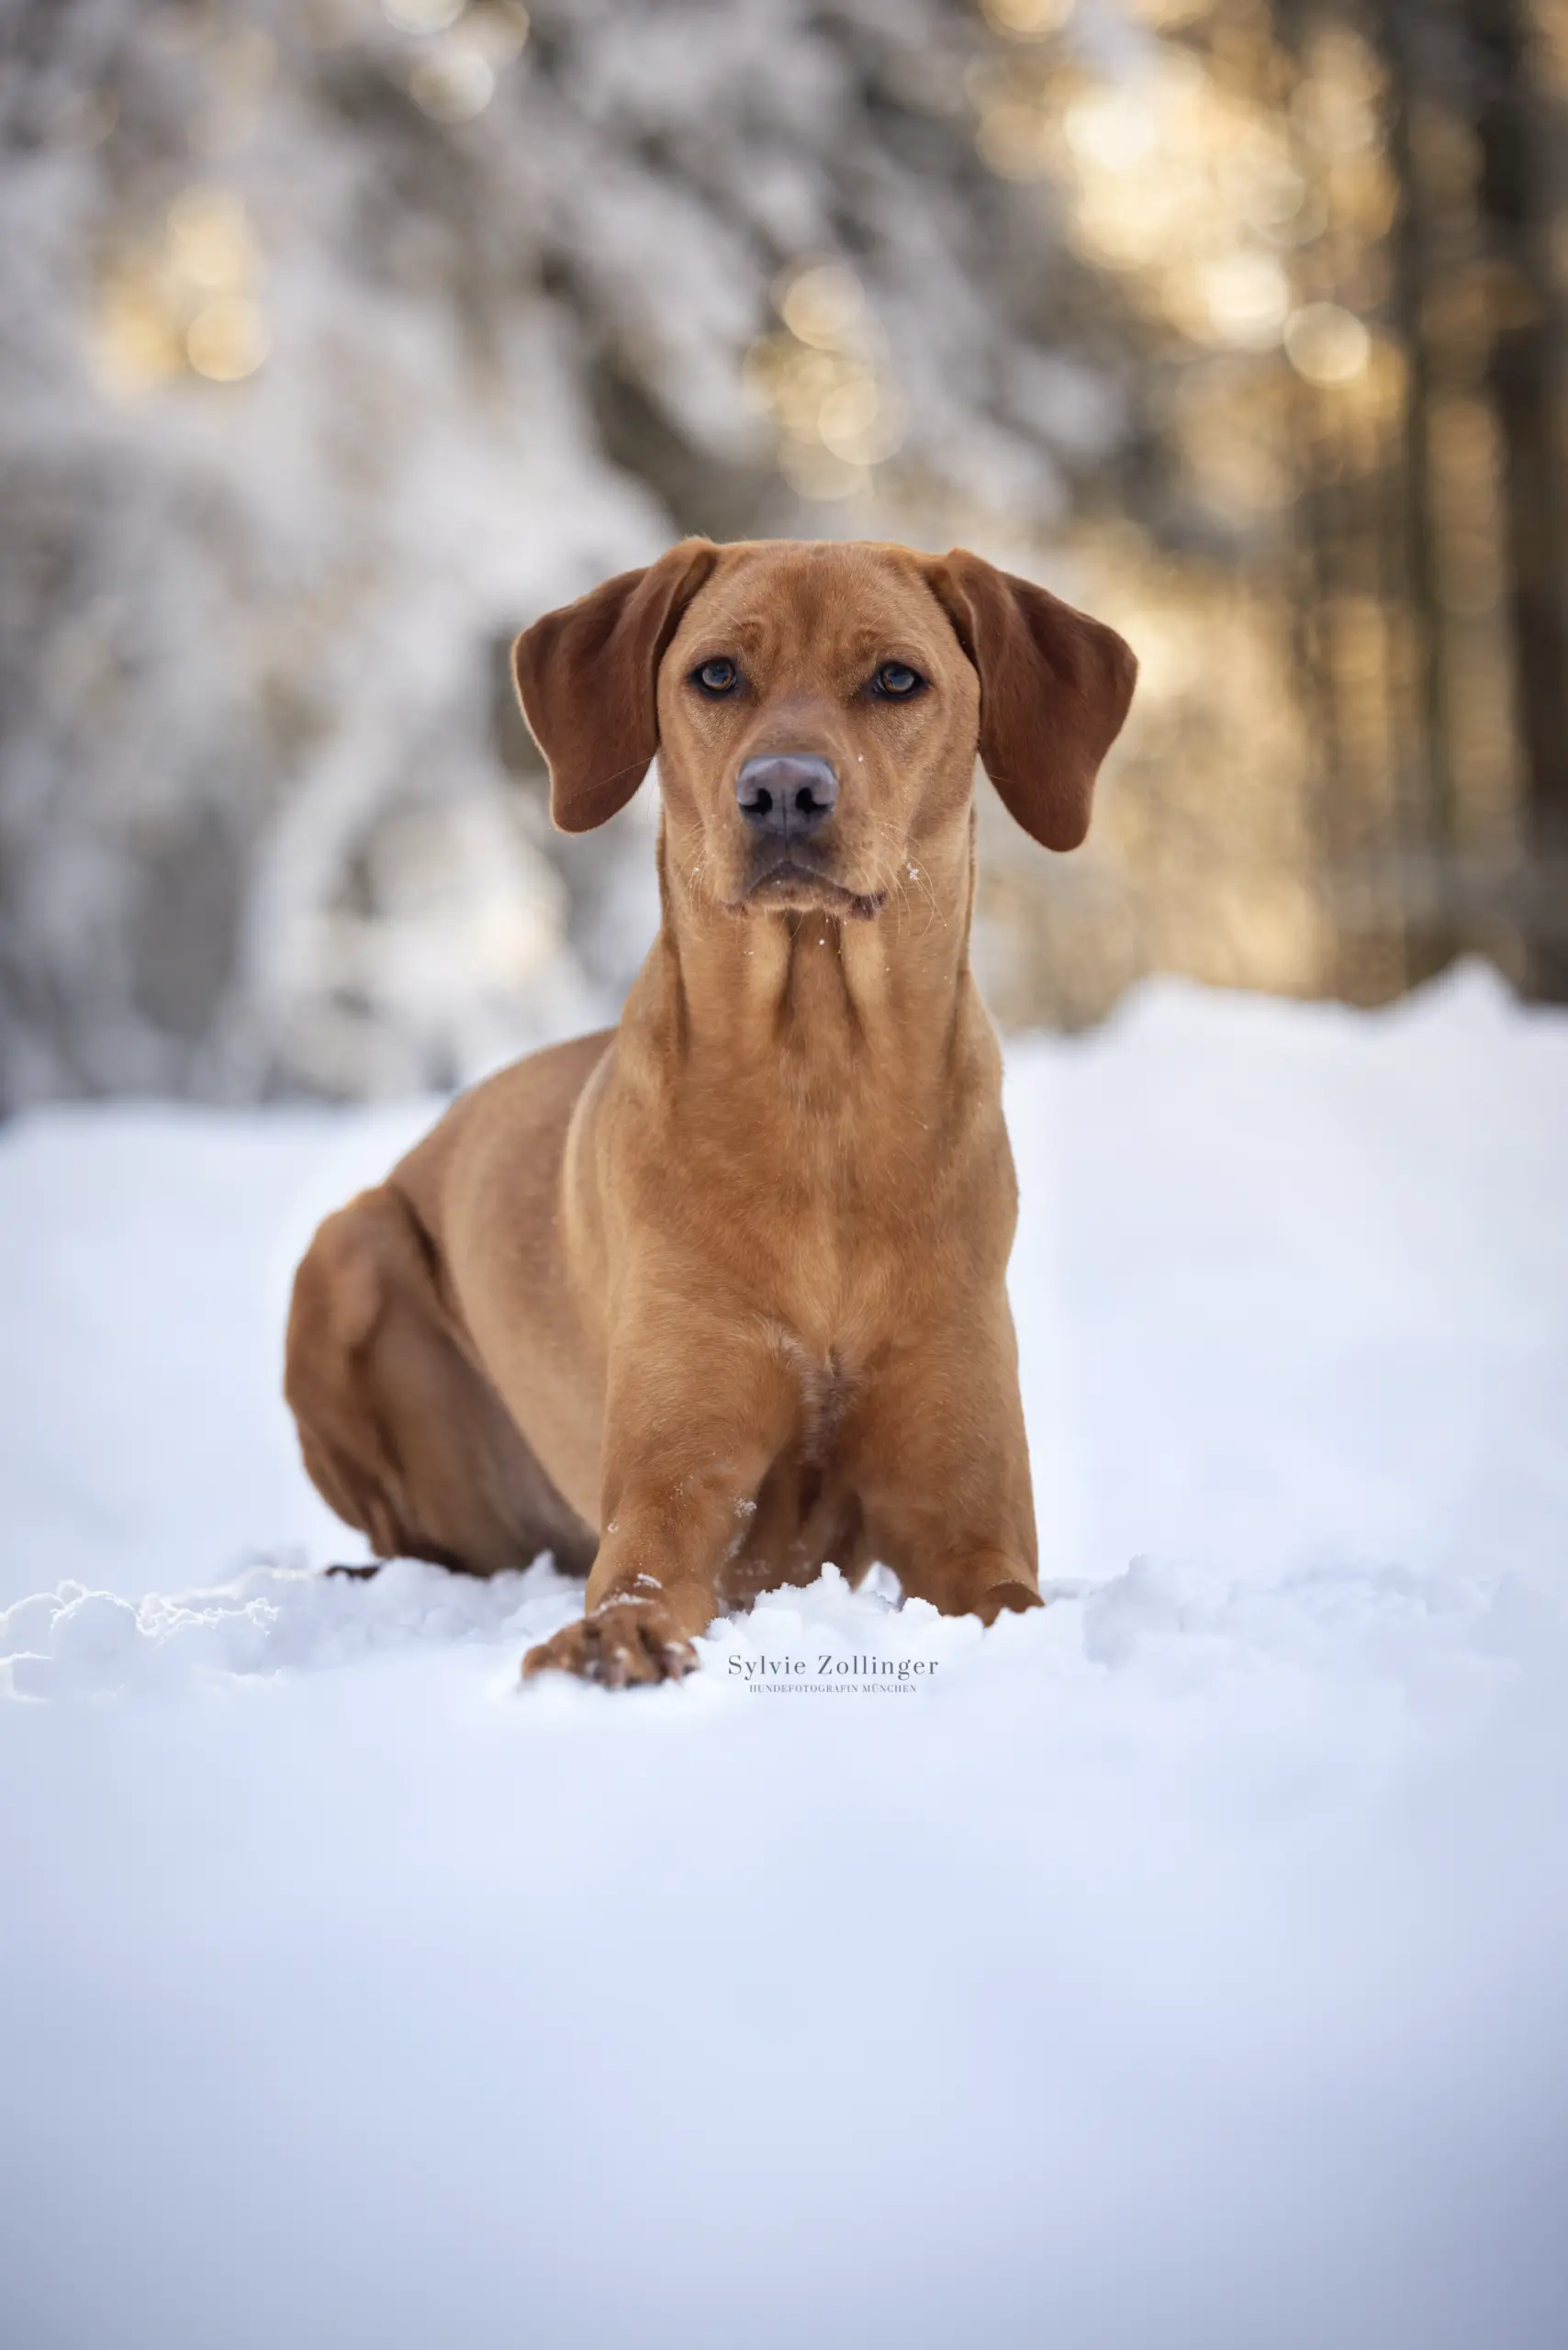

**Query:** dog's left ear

left=512, top=538, right=718, bottom=833
left=926, top=549, right=1137, bottom=851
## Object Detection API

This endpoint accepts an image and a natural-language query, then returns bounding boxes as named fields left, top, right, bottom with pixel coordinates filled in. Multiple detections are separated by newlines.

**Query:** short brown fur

left=285, top=538, right=1136, bottom=1684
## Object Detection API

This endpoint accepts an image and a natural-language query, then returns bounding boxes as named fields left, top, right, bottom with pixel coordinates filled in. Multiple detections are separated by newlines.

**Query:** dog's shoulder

left=392, top=1027, right=616, bottom=1216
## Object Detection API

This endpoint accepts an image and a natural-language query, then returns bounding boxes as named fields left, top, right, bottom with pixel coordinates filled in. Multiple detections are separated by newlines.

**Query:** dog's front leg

left=521, top=1313, right=797, bottom=1688
left=846, top=1299, right=1044, bottom=1626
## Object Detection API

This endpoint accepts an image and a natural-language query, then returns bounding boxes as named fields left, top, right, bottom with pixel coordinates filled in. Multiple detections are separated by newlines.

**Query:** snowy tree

left=0, top=0, right=1144, bottom=1102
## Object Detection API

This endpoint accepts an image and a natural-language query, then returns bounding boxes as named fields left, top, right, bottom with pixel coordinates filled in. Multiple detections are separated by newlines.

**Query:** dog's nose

left=735, top=754, right=838, bottom=841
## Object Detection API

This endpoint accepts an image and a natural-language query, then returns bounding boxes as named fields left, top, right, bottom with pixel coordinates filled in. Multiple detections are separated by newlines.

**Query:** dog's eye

left=874, top=663, right=924, bottom=699
left=692, top=657, right=740, bottom=697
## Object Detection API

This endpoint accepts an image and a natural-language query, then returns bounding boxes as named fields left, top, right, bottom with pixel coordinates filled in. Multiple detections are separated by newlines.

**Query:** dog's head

left=513, top=538, right=1136, bottom=922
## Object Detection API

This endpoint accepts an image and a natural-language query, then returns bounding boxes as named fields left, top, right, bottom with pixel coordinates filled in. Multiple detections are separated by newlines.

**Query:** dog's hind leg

left=285, top=1184, right=596, bottom=1580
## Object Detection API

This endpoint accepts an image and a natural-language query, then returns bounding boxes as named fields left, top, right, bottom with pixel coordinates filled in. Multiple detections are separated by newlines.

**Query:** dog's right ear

left=511, top=539, right=718, bottom=833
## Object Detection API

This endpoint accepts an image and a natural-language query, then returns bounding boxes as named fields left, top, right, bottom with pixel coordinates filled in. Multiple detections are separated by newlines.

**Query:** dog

left=284, top=537, right=1136, bottom=1684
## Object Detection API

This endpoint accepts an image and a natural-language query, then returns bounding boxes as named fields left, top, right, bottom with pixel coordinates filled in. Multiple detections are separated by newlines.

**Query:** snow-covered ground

left=4, top=964, right=1566, bottom=2349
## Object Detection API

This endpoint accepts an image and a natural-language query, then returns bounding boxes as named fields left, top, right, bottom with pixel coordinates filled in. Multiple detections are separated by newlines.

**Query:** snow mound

left=8, top=1548, right=1555, bottom=1733
left=4, top=966, right=1566, bottom=2348
left=0, top=1555, right=572, bottom=1702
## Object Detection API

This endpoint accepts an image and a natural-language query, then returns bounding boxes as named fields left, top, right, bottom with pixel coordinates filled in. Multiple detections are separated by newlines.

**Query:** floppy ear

left=511, top=538, right=718, bottom=833
left=926, top=548, right=1137, bottom=851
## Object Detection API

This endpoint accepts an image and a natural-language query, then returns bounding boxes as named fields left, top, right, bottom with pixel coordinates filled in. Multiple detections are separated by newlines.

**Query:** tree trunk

left=1461, top=0, right=1568, bottom=996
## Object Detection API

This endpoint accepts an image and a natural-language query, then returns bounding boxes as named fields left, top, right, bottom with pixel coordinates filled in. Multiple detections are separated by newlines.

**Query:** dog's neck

left=620, top=812, right=987, bottom=1120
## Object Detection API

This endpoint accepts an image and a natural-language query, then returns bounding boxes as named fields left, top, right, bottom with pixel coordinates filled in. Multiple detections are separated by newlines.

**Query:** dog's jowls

left=285, top=538, right=1137, bottom=1684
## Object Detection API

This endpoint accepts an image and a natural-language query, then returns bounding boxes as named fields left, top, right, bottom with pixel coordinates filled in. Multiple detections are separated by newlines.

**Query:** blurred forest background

left=2, top=0, right=1566, bottom=1104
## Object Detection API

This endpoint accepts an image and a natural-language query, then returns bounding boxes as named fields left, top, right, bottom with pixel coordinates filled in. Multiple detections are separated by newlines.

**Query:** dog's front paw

left=969, top=1580, right=1044, bottom=1626
left=521, top=1599, right=699, bottom=1689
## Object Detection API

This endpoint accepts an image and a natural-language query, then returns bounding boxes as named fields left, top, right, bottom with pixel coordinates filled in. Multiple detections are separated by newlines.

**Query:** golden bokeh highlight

left=186, top=296, right=270, bottom=382
left=91, top=184, right=268, bottom=395
left=408, top=49, right=495, bottom=120
left=743, top=260, right=904, bottom=500
left=383, top=0, right=466, bottom=31
left=980, top=0, right=1076, bottom=41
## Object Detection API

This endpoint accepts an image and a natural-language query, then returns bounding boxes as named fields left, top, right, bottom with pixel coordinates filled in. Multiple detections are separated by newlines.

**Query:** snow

left=4, top=962, right=1567, bottom=2349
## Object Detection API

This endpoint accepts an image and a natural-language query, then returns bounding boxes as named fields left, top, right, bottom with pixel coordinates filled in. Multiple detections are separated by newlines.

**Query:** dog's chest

left=677, top=1094, right=987, bottom=1348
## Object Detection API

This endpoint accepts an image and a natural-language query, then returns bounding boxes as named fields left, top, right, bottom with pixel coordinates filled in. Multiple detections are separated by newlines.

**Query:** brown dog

left=284, top=538, right=1135, bottom=1684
